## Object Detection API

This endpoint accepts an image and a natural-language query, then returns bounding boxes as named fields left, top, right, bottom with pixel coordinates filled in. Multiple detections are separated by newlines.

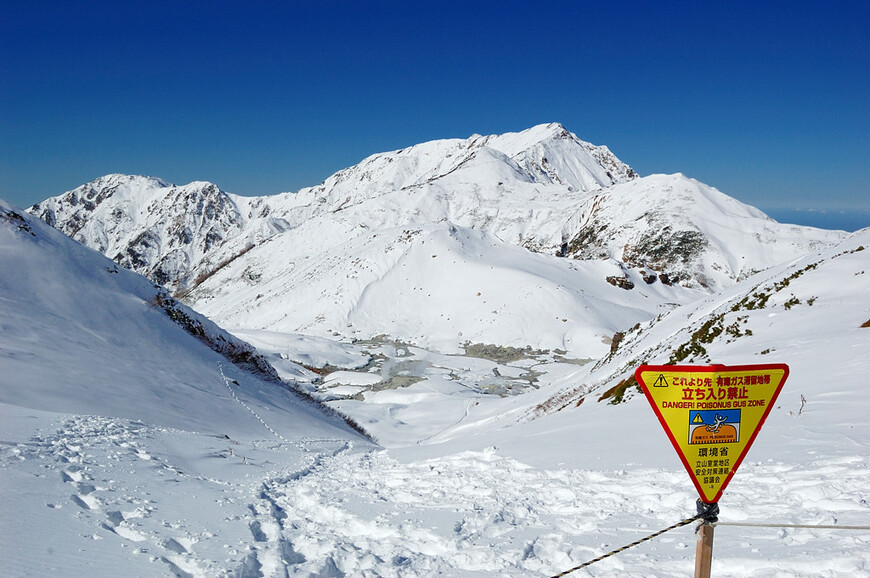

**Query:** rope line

left=550, top=516, right=703, bottom=577
left=550, top=499, right=869, bottom=578
left=550, top=501, right=719, bottom=578
left=717, top=521, right=870, bottom=531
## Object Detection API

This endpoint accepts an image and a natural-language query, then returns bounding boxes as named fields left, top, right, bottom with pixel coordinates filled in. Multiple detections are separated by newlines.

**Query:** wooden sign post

left=695, top=522, right=714, bottom=578
left=693, top=499, right=719, bottom=578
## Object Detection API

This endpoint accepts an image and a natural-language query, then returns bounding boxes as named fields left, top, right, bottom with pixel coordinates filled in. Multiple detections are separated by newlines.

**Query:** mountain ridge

left=28, top=124, right=846, bottom=357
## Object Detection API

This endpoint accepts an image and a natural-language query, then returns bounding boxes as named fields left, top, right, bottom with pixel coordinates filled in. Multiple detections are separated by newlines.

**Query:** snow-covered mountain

left=4, top=196, right=868, bottom=576
left=28, top=124, right=636, bottom=293
left=28, top=174, right=272, bottom=289
left=0, top=199, right=361, bottom=436
left=29, top=123, right=845, bottom=358
left=4, top=120, right=869, bottom=576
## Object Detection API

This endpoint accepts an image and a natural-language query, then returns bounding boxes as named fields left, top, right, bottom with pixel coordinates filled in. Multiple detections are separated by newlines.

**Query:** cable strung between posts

left=717, top=522, right=870, bottom=531
left=550, top=501, right=720, bottom=578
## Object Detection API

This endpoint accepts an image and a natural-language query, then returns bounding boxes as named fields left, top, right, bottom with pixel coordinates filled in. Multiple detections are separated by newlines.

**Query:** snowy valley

left=3, top=125, right=869, bottom=576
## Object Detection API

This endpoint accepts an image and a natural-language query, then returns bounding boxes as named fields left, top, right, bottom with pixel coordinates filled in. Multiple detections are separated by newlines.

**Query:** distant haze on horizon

left=1, top=1, right=867, bottom=227
left=763, top=209, right=868, bottom=233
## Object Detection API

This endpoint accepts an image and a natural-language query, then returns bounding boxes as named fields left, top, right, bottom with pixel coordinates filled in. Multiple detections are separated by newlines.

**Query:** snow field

left=0, top=403, right=360, bottom=577
left=3, top=402, right=867, bottom=577
left=252, top=447, right=870, bottom=577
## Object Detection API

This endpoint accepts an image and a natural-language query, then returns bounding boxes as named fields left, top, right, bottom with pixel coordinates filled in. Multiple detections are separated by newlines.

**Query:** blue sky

left=2, top=1, right=868, bottom=229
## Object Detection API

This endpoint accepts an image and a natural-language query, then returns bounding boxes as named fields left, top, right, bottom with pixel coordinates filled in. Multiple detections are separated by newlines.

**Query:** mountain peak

left=29, top=175, right=243, bottom=289
left=480, top=122, right=575, bottom=153
left=89, top=173, right=173, bottom=190
left=527, top=121, right=571, bottom=138
left=480, top=124, right=638, bottom=189
left=27, top=123, right=845, bottom=355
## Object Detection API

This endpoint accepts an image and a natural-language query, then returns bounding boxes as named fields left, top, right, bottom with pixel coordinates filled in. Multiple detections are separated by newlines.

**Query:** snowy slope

left=531, top=227, right=870, bottom=422
left=0, top=199, right=356, bottom=435
left=0, top=200, right=372, bottom=576
left=411, top=227, right=870, bottom=448
left=275, top=227, right=870, bottom=458
left=185, top=174, right=842, bottom=358
left=189, top=220, right=705, bottom=358
left=550, top=173, right=842, bottom=289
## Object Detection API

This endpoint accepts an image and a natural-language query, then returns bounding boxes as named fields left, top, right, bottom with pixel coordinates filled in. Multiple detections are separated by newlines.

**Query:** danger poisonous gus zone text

left=661, top=399, right=766, bottom=410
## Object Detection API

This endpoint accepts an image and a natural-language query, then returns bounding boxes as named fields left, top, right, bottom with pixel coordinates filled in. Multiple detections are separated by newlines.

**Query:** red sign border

left=635, top=363, right=789, bottom=503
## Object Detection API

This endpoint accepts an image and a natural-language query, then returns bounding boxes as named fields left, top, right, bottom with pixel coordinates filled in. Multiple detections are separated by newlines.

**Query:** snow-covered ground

left=4, top=191, right=869, bottom=577
left=0, top=201, right=371, bottom=576
left=211, top=225, right=870, bottom=576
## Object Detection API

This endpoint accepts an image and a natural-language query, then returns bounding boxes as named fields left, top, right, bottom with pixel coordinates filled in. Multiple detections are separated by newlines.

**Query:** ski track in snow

left=218, top=363, right=289, bottom=444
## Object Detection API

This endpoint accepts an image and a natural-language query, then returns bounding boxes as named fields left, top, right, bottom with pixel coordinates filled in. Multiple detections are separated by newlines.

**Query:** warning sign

left=635, top=364, right=789, bottom=503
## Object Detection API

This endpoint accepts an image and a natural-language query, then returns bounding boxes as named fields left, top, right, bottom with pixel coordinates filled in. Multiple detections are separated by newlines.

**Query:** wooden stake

left=694, top=521, right=714, bottom=578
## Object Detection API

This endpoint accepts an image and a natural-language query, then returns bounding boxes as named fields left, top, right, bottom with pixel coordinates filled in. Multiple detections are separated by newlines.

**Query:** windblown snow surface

left=0, top=201, right=371, bottom=577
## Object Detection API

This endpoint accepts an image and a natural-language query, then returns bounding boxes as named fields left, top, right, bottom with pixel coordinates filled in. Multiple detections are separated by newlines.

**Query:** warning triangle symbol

left=653, top=374, right=669, bottom=387
left=693, top=414, right=704, bottom=423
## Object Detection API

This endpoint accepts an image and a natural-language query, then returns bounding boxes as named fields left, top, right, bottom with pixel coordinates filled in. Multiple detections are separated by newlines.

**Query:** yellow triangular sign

left=635, top=363, right=789, bottom=503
